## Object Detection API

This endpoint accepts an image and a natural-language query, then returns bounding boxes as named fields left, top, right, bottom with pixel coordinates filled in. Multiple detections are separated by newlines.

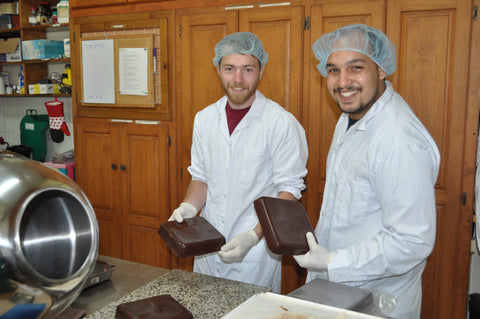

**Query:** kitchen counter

left=71, top=256, right=271, bottom=318
left=71, top=256, right=170, bottom=315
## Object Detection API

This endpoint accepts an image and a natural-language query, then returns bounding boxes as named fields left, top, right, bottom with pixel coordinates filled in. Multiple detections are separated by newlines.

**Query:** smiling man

left=293, top=24, right=440, bottom=319
left=169, top=32, right=308, bottom=293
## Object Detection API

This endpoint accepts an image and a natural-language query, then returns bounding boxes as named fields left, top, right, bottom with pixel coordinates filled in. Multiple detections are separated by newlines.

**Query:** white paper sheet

left=82, top=39, right=115, bottom=104
left=119, top=47, right=148, bottom=96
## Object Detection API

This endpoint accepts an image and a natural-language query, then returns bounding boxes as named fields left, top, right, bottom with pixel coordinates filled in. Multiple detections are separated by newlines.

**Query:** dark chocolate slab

left=158, top=217, right=226, bottom=258
left=115, top=294, right=193, bottom=319
left=254, top=196, right=314, bottom=255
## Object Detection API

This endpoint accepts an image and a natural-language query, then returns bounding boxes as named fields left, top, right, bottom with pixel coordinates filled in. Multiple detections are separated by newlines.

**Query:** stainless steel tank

left=0, top=150, right=99, bottom=318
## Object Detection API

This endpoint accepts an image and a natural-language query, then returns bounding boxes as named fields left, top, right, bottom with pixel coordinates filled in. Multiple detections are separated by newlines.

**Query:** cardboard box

left=22, top=39, right=64, bottom=60
left=28, top=84, right=39, bottom=94
left=0, top=38, right=21, bottom=62
left=0, top=3, right=18, bottom=15
left=29, top=83, right=60, bottom=94
left=43, top=161, right=75, bottom=181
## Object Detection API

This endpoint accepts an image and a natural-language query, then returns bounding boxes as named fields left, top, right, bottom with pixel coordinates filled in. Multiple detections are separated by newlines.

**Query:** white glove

left=218, top=230, right=259, bottom=263
left=293, top=232, right=331, bottom=272
left=168, top=202, right=197, bottom=223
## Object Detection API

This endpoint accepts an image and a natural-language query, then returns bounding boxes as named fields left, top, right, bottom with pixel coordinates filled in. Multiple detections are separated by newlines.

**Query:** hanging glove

left=44, top=97, right=70, bottom=143
left=168, top=202, right=197, bottom=223
left=218, top=230, right=259, bottom=263
left=293, top=232, right=331, bottom=272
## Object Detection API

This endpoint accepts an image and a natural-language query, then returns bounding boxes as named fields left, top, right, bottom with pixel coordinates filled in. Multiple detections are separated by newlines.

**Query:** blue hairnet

left=313, top=24, right=396, bottom=77
left=213, top=32, right=268, bottom=66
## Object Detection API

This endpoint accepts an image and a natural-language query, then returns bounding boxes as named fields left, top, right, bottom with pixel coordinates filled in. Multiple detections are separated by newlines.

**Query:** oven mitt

left=45, top=97, right=70, bottom=143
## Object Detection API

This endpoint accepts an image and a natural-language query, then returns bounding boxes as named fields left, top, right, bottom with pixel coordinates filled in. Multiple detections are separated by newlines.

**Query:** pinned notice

left=119, top=48, right=148, bottom=96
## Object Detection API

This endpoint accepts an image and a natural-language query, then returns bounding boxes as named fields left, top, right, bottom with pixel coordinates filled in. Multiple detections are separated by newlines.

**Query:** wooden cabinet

left=74, top=117, right=174, bottom=268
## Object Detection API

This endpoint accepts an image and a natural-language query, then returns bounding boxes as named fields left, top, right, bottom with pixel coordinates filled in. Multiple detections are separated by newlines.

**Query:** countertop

left=71, top=256, right=271, bottom=319
left=71, top=256, right=170, bottom=316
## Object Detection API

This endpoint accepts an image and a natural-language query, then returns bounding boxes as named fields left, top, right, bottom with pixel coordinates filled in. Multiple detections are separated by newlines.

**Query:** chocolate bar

left=115, top=295, right=193, bottom=319
left=158, top=217, right=226, bottom=258
left=254, top=196, right=314, bottom=255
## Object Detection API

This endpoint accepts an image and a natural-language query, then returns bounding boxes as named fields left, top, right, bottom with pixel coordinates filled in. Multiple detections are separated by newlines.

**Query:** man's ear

left=378, top=66, right=386, bottom=80
left=216, top=65, right=221, bottom=75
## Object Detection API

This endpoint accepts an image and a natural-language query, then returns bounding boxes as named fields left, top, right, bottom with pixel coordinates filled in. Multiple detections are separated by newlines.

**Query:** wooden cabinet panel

left=239, top=6, right=304, bottom=121
left=176, top=11, right=237, bottom=203
left=74, top=118, right=123, bottom=258
left=386, top=1, right=473, bottom=318
left=121, top=122, right=171, bottom=268
left=74, top=117, right=171, bottom=268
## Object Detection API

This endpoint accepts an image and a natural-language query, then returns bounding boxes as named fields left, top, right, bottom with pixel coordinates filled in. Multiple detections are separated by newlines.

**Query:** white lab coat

left=307, top=82, right=440, bottom=319
left=188, top=91, right=308, bottom=293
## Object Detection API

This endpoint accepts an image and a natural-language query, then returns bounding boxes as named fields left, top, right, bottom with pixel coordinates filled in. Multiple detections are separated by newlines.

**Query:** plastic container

left=57, top=0, right=69, bottom=24
left=20, top=109, right=49, bottom=161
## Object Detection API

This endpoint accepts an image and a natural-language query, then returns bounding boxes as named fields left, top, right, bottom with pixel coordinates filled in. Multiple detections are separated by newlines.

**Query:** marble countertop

left=85, top=268, right=271, bottom=319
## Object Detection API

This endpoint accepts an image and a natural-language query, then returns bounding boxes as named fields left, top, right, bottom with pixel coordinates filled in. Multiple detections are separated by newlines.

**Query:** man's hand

left=218, top=230, right=259, bottom=263
left=293, top=232, right=331, bottom=271
left=168, top=203, right=197, bottom=223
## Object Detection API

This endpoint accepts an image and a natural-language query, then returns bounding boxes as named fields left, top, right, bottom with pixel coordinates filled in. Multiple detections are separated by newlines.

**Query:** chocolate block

left=254, top=196, right=314, bottom=255
left=158, top=217, right=226, bottom=258
left=115, top=295, right=193, bottom=319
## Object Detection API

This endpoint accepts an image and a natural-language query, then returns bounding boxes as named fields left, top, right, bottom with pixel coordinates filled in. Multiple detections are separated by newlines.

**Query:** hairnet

left=313, top=24, right=396, bottom=77
left=213, top=32, right=268, bottom=66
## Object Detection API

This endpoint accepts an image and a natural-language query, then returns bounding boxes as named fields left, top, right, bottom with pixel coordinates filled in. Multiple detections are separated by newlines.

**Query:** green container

left=20, top=109, right=49, bottom=161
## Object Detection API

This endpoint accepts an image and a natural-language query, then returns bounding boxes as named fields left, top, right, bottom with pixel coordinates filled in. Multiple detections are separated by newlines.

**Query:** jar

left=57, top=0, right=69, bottom=24
left=51, top=7, right=58, bottom=24
left=29, top=7, right=37, bottom=26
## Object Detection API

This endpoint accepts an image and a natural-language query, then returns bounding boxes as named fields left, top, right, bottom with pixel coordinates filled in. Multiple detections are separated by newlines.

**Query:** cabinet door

left=387, top=1, right=474, bottom=318
left=70, top=0, right=124, bottom=9
left=74, top=117, right=123, bottom=258
left=239, top=5, right=304, bottom=121
left=176, top=10, right=237, bottom=209
left=119, top=121, right=171, bottom=268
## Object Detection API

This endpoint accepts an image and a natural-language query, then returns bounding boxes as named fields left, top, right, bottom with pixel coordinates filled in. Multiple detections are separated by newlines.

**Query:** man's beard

left=336, top=84, right=380, bottom=117
left=222, top=78, right=259, bottom=108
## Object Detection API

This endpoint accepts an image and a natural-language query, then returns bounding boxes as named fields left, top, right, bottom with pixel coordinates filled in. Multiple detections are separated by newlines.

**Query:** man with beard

left=169, top=32, right=308, bottom=292
left=293, top=24, right=440, bottom=319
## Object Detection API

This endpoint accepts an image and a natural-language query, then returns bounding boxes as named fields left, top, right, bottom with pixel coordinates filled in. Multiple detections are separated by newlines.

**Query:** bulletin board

left=80, top=34, right=155, bottom=108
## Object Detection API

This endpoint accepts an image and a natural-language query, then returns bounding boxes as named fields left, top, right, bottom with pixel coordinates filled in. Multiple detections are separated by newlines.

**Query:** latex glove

left=293, top=232, right=331, bottom=272
left=218, top=230, right=259, bottom=263
left=168, top=202, right=197, bottom=223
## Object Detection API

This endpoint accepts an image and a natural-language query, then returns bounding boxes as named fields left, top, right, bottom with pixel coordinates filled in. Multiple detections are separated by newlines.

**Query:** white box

left=63, top=39, right=70, bottom=58
left=40, top=84, right=53, bottom=94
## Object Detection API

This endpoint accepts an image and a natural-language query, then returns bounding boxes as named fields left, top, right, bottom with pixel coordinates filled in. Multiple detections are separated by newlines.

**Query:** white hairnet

left=213, top=32, right=268, bottom=66
left=313, top=24, right=396, bottom=77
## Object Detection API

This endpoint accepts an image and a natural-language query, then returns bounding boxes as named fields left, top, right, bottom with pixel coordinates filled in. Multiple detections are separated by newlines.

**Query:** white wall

left=0, top=95, right=73, bottom=161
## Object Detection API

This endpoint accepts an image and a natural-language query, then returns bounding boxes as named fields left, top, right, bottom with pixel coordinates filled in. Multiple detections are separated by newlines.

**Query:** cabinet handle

left=111, top=164, right=117, bottom=170
left=120, top=165, right=126, bottom=171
